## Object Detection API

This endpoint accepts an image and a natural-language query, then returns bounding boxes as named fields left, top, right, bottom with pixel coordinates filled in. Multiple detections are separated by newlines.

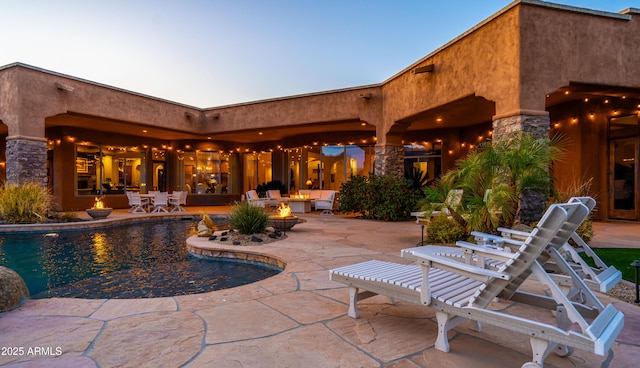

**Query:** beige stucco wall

left=0, top=65, right=201, bottom=139
left=201, top=86, right=382, bottom=134
left=519, top=4, right=640, bottom=112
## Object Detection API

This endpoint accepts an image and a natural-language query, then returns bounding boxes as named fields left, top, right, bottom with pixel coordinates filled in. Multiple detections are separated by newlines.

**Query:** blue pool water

left=0, top=220, right=281, bottom=299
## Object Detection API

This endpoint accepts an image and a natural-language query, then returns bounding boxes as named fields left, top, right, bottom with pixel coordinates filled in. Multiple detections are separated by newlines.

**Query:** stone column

left=492, top=113, right=551, bottom=224
left=373, top=145, right=404, bottom=177
left=492, top=113, right=550, bottom=139
left=5, top=136, right=48, bottom=185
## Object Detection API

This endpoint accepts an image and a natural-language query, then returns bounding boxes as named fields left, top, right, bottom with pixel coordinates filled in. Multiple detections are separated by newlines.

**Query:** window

left=76, top=145, right=146, bottom=195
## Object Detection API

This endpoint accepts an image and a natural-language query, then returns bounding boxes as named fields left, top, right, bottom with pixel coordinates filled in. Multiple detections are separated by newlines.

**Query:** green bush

left=228, top=200, right=269, bottom=234
left=339, top=174, right=421, bottom=221
left=425, top=215, right=466, bottom=244
left=338, top=175, right=369, bottom=215
left=0, top=182, right=51, bottom=224
left=256, top=180, right=285, bottom=198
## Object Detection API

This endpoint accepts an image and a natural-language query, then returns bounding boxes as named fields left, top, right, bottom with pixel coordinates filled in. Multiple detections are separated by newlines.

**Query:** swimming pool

left=0, top=220, right=281, bottom=299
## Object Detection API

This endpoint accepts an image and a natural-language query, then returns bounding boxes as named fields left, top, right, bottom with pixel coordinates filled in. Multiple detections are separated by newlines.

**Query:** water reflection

left=0, top=220, right=280, bottom=299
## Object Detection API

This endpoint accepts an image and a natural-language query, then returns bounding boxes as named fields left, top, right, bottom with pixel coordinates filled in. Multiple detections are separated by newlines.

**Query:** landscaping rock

left=0, top=266, right=30, bottom=312
left=208, top=235, right=217, bottom=241
left=233, top=241, right=241, bottom=245
left=251, top=236, right=263, bottom=243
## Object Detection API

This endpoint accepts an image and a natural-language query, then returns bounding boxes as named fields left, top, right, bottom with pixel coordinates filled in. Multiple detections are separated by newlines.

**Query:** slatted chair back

left=470, top=202, right=589, bottom=307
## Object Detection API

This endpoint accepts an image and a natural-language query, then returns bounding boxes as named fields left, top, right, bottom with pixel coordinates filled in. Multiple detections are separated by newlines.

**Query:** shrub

left=228, top=200, right=269, bottom=234
left=339, top=174, right=421, bottom=221
left=338, top=175, right=369, bottom=215
left=256, top=180, right=286, bottom=198
left=425, top=215, right=466, bottom=244
left=0, top=182, right=51, bottom=224
left=50, top=211, right=81, bottom=222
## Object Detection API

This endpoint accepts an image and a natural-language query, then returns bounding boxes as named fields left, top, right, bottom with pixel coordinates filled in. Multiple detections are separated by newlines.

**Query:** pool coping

left=0, top=212, right=227, bottom=234
left=186, top=236, right=287, bottom=271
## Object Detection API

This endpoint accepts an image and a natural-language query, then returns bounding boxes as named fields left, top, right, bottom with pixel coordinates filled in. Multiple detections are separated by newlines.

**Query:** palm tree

left=419, top=133, right=567, bottom=234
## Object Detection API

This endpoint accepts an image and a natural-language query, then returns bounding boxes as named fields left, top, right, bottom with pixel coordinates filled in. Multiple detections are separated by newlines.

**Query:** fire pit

left=268, top=202, right=299, bottom=232
left=86, top=196, right=113, bottom=220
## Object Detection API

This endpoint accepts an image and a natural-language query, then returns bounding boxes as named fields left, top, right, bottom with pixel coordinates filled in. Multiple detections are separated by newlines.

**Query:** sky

left=1, top=0, right=635, bottom=108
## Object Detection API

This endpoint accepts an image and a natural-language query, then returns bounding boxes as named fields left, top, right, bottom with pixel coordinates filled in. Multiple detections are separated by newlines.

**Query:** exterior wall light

left=413, top=64, right=435, bottom=74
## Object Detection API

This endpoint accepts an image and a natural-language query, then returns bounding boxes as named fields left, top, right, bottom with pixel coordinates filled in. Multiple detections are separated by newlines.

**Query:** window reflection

left=76, top=145, right=145, bottom=195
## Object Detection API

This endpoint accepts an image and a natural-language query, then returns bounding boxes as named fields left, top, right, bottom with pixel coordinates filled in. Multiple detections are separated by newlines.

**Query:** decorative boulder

left=197, top=212, right=218, bottom=237
left=197, top=221, right=213, bottom=237
left=0, top=266, right=30, bottom=312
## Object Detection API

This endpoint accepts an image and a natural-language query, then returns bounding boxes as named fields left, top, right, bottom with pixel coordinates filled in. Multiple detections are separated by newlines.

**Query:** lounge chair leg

left=525, top=336, right=553, bottom=368
left=348, top=287, right=359, bottom=318
left=434, top=312, right=468, bottom=352
left=468, top=319, right=481, bottom=332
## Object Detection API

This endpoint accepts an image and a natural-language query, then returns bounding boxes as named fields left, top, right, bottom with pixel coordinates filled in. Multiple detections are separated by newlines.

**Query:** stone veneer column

left=492, top=114, right=550, bottom=139
left=5, top=137, right=48, bottom=185
left=492, top=113, right=551, bottom=225
left=373, top=145, right=404, bottom=177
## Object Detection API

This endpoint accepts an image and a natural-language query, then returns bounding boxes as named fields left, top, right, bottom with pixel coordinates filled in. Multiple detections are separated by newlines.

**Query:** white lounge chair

left=411, top=189, right=463, bottom=224
left=330, top=202, right=624, bottom=368
left=476, top=197, right=621, bottom=293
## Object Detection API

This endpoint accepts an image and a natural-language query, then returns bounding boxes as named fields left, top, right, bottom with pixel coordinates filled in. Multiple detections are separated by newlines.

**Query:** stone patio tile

left=174, top=283, right=273, bottom=311
left=196, top=300, right=299, bottom=344
left=252, top=272, right=298, bottom=295
left=412, top=334, right=534, bottom=368
left=88, top=311, right=203, bottom=368
left=385, top=360, right=423, bottom=368
left=2, top=356, right=97, bottom=368
left=280, top=259, right=326, bottom=272
left=296, top=270, right=342, bottom=291
left=260, top=291, right=346, bottom=324
left=3, top=298, right=105, bottom=317
left=326, top=311, right=437, bottom=362
left=90, top=297, right=176, bottom=320
left=611, top=301, right=640, bottom=344
left=307, top=246, right=381, bottom=258
left=0, top=317, right=103, bottom=366
left=610, top=341, right=640, bottom=368
left=186, top=324, right=379, bottom=367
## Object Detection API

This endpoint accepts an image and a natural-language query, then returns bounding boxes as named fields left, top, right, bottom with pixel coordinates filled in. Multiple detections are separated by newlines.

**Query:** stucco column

left=492, top=112, right=551, bottom=224
left=5, top=136, right=48, bottom=185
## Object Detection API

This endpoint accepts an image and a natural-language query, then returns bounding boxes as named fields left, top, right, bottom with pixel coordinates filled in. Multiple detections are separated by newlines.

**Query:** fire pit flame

left=276, top=202, right=292, bottom=217
left=93, top=196, right=106, bottom=209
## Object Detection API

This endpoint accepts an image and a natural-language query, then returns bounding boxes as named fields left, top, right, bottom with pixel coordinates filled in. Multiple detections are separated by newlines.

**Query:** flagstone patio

left=0, top=209, right=639, bottom=367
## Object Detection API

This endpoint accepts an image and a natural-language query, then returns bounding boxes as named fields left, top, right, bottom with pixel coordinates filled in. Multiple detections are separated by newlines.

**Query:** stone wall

left=373, top=145, right=404, bottom=177
left=493, top=114, right=551, bottom=224
left=492, top=114, right=550, bottom=139
left=6, top=138, right=48, bottom=185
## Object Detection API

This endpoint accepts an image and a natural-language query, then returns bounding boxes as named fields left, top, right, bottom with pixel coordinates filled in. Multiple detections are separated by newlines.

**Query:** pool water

left=0, top=220, right=281, bottom=299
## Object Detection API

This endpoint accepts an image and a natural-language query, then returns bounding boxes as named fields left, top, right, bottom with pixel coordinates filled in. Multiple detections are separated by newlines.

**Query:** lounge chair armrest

left=470, top=231, right=524, bottom=247
left=497, top=227, right=531, bottom=240
left=414, top=251, right=511, bottom=282
left=456, top=241, right=516, bottom=262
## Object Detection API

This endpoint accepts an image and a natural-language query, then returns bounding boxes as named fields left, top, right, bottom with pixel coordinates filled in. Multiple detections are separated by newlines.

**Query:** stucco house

left=1, top=0, right=639, bottom=221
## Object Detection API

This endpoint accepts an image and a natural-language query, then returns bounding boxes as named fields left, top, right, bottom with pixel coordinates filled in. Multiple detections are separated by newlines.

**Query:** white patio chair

left=246, top=190, right=268, bottom=207
left=127, top=191, right=148, bottom=213
left=151, top=192, right=169, bottom=213
left=169, top=191, right=188, bottom=212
